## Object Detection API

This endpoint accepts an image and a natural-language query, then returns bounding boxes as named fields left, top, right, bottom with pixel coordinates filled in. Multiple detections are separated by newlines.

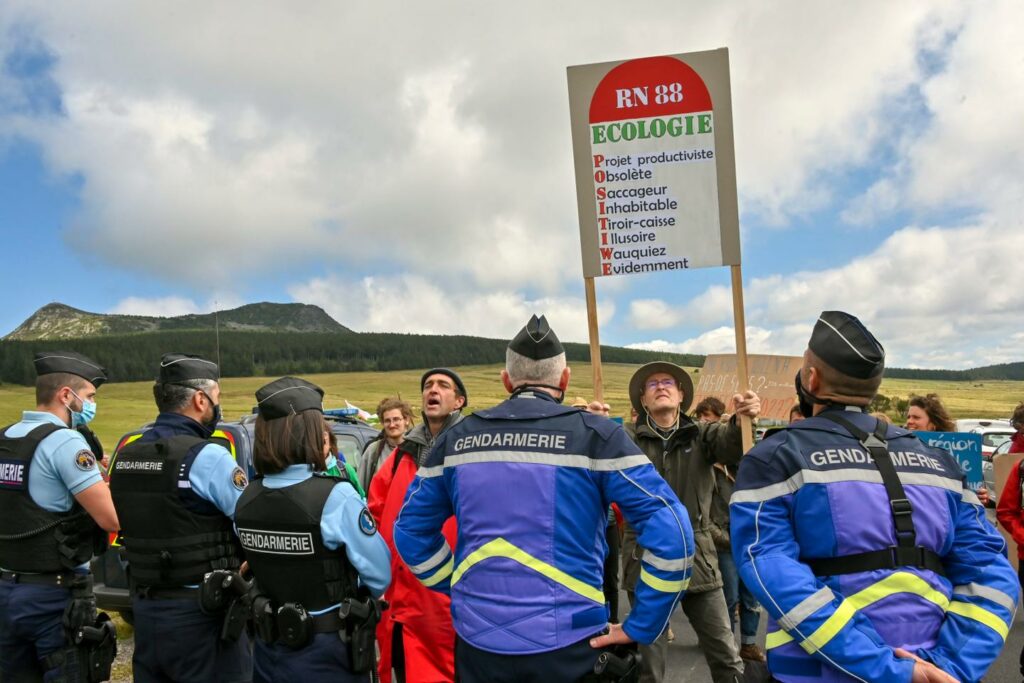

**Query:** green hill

left=4, top=302, right=351, bottom=341
left=0, top=329, right=704, bottom=385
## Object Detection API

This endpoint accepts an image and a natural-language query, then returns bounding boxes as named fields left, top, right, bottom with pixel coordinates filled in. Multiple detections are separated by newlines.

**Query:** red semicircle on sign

left=589, top=56, right=712, bottom=124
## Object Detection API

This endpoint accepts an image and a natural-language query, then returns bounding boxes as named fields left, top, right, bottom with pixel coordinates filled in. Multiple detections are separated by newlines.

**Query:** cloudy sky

left=0, top=1, right=1020, bottom=368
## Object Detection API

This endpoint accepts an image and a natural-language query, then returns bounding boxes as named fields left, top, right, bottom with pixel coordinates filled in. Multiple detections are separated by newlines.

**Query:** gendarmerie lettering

left=114, top=459, right=164, bottom=472
left=452, top=432, right=568, bottom=453
left=808, top=448, right=945, bottom=472
left=237, top=528, right=314, bottom=555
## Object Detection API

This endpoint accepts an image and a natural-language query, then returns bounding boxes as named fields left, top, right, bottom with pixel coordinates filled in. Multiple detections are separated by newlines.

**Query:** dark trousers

left=0, top=580, right=81, bottom=683
left=255, top=633, right=366, bottom=683
left=132, top=596, right=252, bottom=683
left=604, top=520, right=621, bottom=623
left=456, top=635, right=602, bottom=683
left=1019, top=565, right=1024, bottom=677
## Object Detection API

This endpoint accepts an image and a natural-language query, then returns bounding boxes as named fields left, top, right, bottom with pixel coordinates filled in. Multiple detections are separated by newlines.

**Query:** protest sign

left=693, top=354, right=802, bottom=422
left=566, top=49, right=752, bottom=453
left=913, top=431, right=983, bottom=490
left=568, top=49, right=739, bottom=278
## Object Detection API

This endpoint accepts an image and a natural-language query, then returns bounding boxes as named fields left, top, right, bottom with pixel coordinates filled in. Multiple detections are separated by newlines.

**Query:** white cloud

left=288, top=273, right=614, bottom=342
left=109, top=296, right=200, bottom=317
left=628, top=299, right=682, bottom=330
left=0, top=0, right=984, bottom=288
left=628, top=324, right=811, bottom=356
left=108, top=293, right=245, bottom=317
left=638, top=215, right=1023, bottom=368
left=0, top=0, right=1021, bottom=369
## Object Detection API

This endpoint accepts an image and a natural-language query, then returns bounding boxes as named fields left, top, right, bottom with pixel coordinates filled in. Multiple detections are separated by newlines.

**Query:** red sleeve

left=995, top=464, right=1024, bottom=547
left=367, top=447, right=398, bottom=524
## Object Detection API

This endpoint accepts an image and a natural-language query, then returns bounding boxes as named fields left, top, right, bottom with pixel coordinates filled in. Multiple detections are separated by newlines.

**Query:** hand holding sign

left=732, top=390, right=760, bottom=419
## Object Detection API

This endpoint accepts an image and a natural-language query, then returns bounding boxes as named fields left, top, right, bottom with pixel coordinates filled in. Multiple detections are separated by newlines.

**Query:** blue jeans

left=718, top=551, right=760, bottom=645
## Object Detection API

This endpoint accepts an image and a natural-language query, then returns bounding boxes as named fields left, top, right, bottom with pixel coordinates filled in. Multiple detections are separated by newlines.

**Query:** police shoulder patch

left=358, top=508, right=377, bottom=536
left=75, top=450, right=96, bottom=471
left=231, top=466, right=248, bottom=490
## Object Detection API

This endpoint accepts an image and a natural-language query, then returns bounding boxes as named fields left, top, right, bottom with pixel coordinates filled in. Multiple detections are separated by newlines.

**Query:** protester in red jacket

left=366, top=368, right=465, bottom=683
left=1010, top=402, right=1024, bottom=454
left=996, top=441, right=1024, bottom=677
left=369, top=447, right=457, bottom=683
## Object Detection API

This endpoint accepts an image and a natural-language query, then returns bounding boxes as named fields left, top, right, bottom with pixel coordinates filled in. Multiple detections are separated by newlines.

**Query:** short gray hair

left=505, top=347, right=566, bottom=389
left=153, top=379, right=218, bottom=414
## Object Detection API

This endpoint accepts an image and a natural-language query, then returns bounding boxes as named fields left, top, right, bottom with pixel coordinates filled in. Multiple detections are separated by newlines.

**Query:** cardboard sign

left=567, top=49, right=739, bottom=278
left=692, top=354, right=802, bottom=421
left=913, top=431, right=983, bottom=490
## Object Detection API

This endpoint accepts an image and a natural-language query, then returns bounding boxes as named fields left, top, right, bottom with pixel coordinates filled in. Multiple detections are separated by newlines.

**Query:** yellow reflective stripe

left=418, top=557, right=454, bottom=587
left=947, top=601, right=1010, bottom=640
left=800, top=600, right=856, bottom=654
left=766, top=572, right=951, bottom=651
left=639, top=567, right=687, bottom=593
left=765, top=630, right=794, bottom=649
left=452, top=538, right=605, bottom=604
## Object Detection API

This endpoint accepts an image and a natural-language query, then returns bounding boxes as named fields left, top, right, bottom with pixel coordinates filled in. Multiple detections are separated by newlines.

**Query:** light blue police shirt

left=6, top=411, right=103, bottom=512
left=2, top=411, right=104, bottom=572
left=188, top=443, right=247, bottom=519
left=258, top=464, right=391, bottom=610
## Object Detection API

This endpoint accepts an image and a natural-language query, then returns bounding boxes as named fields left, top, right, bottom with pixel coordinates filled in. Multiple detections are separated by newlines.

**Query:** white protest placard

left=568, top=49, right=739, bottom=278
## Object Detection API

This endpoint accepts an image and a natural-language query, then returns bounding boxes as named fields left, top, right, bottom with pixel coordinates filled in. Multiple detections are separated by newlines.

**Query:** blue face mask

left=68, top=389, right=97, bottom=427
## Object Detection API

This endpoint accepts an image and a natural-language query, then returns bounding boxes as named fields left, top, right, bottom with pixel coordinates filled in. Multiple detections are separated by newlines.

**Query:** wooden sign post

left=568, top=48, right=750, bottom=446
left=584, top=277, right=604, bottom=403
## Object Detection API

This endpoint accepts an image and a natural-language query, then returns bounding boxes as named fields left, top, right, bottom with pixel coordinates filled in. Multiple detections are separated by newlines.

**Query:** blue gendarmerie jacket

left=393, top=390, right=694, bottom=655
left=731, top=407, right=1018, bottom=683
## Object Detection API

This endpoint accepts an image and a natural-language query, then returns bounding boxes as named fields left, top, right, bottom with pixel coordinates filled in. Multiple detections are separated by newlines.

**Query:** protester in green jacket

left=621, top=362, right=760, bottom=683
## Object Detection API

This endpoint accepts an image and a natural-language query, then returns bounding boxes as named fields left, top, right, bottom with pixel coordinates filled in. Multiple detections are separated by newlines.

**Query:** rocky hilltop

left=4, top=302, right=352, bottom=340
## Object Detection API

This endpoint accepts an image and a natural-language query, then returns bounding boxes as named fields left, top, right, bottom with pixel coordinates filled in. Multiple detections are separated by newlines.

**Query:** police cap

left=809, top=311, right=885, bottom=379
left=33, top=351, right=108, bottom=387
left=508, top=314, right=564, bottom=361
left=255, top=377, right=324, bottom=420
left=158, top=353, right=220, bottom=384
left=421, top=368, right=468, bottom=406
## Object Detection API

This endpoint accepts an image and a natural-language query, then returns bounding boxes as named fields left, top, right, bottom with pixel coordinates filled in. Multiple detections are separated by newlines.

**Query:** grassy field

left=1, top=363, right=1022, bottom=446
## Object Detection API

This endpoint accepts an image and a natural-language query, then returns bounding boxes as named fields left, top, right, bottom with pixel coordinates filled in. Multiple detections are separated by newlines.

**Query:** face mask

left=199, top=391, right=221, bottom=430
left=794, top=371, right=822, bottom=418
left=67, top=389, right=97, bottom=427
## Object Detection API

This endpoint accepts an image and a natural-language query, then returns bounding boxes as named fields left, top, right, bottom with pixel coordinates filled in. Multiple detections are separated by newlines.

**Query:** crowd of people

left=1, top=311, right=1022, bottom=683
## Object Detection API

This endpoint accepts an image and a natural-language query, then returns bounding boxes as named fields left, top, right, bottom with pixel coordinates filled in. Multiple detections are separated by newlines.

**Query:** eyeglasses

left=645, top=379, right=678, bottom=391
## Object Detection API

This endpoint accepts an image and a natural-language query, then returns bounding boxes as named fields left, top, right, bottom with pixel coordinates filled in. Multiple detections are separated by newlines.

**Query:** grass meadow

left=1, top=363, right=1021, bottom=447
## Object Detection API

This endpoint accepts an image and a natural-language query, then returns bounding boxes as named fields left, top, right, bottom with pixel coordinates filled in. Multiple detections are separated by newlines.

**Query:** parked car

left=955, top=418, right=1012, bottom=433
left=970, top=425, right=1015, bottom=461
left=91, top=410, right=380, bottom=623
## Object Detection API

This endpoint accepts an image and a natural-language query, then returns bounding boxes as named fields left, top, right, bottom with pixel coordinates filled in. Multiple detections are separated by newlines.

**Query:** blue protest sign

left=914, top=431, right=983, bottom=489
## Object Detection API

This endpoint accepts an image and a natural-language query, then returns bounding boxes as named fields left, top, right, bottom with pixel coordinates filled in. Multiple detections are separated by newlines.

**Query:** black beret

left=420, top=368, right=468, bottom=406
left=255, top=377, right=324, bottom=420
left=33, top=351, right=108, bottom=387
left=508, top=315, right=564, bottom=361
left=809, top=311, right=885, bottom=379
left=158, top=353, right=220, bottom=384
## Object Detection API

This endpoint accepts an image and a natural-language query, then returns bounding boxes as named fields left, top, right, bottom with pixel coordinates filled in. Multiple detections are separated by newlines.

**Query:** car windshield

left=983, top=432, right=1013, bottom=448
left=333, top=433, right=362, bottom=465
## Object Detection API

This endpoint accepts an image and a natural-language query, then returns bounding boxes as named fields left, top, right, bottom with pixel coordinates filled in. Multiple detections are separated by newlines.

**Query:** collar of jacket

left=633, top=409, right=699, bottom=445
left=405, top=410, right=464, bottom=449
left=152, top=411, right=214, bottom=439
